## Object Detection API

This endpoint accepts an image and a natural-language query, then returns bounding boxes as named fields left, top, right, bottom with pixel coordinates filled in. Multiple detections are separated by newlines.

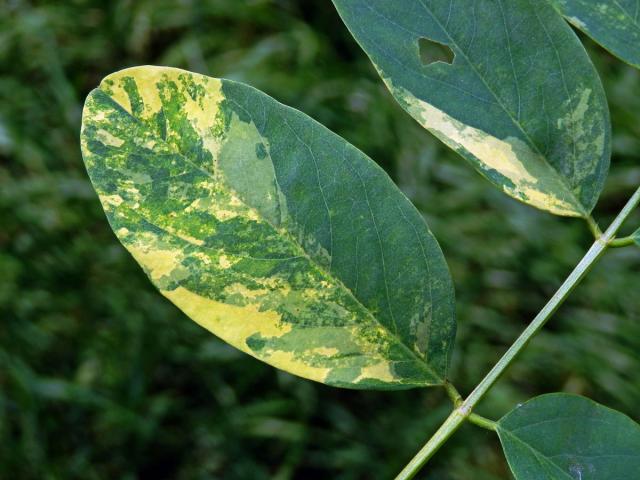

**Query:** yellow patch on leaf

left=162, top=287, right=339, bottom=383
left=128, top=243, right=184, bottom=282
left=354, top=361, right=396, bottom=383
left=96, top=129, right=125, bottom=148
left=101, top=66, right=225, bottom=158
left=414, top=99, right=579, bottom=216
left=262, top=350, right=332, bottom=383
left=162, top=287, right=290, bottom=345
left=387, top=82, right=584, bottom=217
left=309, top=347, right=339, bottom=357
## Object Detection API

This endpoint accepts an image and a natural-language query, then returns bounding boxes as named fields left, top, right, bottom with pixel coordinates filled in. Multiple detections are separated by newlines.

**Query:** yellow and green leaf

left=80, top=66, right=456, bottom=390
left=332, top=0, right=611, bottom=217
left=550, top=0, right=640, bottom=69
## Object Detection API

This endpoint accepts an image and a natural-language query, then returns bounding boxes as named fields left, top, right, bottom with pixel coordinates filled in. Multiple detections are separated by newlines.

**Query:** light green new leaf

left=550, top=0, right=640, bottom=69
left=497, top=393, right=640, bottom=479
left=332, top=0, right=611, bottom=218
left=80, top=66, right=456, bottom=390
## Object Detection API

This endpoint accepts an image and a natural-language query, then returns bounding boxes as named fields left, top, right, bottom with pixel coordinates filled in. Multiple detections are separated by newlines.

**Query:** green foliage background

left=1, top=1, right=639, bottom=478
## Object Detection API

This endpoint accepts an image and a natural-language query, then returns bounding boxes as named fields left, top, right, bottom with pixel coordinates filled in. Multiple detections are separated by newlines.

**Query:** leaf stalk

left=585, top=214, right=603, bottom=239
left=467, top=413, right=498, bottom=431
left=608, top=236, right=635, bottom=248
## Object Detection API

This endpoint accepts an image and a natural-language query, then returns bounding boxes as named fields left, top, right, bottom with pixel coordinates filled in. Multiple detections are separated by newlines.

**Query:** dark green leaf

left=550, top=0, right=640, bottom=69
left=80, top=66, right=456, bottom=390
left=497, top=393, right=640, bottom=479
left=332, top=0, right=611, bottom=217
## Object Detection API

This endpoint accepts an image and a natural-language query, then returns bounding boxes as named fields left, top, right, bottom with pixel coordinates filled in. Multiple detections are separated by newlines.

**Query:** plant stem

left=468, top=413, right=497, bottom=431
left=443, top=380, right=462, bottom=406
left=395, top=186, right=640, bottom=480
left=585, top=214, right=603, bottom=239
left=609, top=236, right=635, bottom=248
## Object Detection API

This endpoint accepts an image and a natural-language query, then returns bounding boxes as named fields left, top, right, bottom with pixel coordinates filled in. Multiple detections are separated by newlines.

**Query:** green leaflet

left=633, top=228, right=640, bottom=247
left=550, top=0, right=640, bottom=69
left=497, top=393, right=640, bottom=479
left=332, top=0, right=611, bottom=217
left=80, top=66, right=456, bottom=390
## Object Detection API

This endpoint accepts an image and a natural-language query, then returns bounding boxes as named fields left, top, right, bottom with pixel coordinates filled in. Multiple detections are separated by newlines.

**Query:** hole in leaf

left=418, top=38, right=454, bottom=65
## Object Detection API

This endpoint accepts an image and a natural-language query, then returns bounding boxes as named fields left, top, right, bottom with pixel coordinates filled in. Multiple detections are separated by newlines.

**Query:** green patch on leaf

left=497, top=393, right=640, bottom=479
left=80, top=66, right=456, bottom=390
left=332, top=0, right=611, bottom=217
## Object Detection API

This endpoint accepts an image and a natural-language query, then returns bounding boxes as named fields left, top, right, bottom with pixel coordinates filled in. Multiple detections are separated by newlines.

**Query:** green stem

left=443, top=380, right=462, bottom=406
left=468, top=413, right=497, bottom=431
left=585, top=214, right=603, bottom=239
left=395, top=186, right=640, bottom=480
left=609, top=236, right=635, bottom=248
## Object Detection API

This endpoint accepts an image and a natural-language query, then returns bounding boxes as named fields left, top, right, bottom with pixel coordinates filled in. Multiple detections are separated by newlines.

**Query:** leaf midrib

left=94, top=84, right=444, bottom=385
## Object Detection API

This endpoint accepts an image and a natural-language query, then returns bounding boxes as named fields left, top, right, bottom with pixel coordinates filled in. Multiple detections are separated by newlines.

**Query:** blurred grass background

left=1, top=1, right=639, bottom=479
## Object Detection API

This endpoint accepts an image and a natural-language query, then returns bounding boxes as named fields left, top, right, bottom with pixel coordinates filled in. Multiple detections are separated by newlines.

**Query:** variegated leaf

left=550, top=0, right=640, bottom=69
left=80, top=66, right=456, bottom=390
left=332, top=0, right=611, bottom=217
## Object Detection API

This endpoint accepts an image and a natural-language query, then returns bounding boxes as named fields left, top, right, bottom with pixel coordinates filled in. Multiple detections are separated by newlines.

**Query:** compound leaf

left=497, top=393, right=640, bottom=479
left=550, top=0, right=640, bottom=69
left=80, top=66, right=456, bottom=390
left=332, top=0, right=611, bottom=217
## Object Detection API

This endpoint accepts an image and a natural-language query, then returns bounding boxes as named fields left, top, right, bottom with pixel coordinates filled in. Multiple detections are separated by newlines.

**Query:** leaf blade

left=80, top=66, right=456, bottom=390
left=550, top=0, right=640, bottom=69
left=497, top=393, right=640, bottom=479
left=332, top=0, right=611, bottom=217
